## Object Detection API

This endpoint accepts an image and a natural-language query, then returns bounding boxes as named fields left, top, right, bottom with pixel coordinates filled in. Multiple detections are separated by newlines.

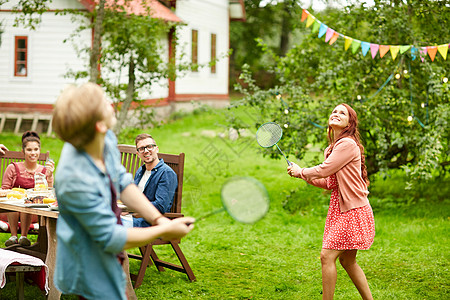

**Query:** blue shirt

left=54, top=130, right=133, bottom=299
left=133, top=159, right=177, bottom=227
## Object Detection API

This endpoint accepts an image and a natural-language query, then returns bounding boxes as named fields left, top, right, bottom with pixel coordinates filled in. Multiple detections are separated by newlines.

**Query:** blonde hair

left=52, top=83, right=105, bottom=149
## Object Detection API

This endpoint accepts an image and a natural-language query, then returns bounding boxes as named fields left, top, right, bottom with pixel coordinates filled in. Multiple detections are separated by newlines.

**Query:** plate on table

left=24, top=203, right=50, bottom=208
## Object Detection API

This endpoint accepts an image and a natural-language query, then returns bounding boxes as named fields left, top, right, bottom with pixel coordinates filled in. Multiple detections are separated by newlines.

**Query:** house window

left=210, top=33, right=216, bottom=74
left=191, top=29, right=198, bottom=72
left=14, top=36, right=28, bottom=77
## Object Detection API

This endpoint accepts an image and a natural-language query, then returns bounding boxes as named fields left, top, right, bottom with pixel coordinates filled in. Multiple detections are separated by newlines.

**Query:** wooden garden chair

left=118, top=144, right=196, bottom=288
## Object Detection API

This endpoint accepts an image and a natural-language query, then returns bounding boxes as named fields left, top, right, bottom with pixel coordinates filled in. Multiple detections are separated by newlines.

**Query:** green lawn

left=1, top=106, right=449, bottom=299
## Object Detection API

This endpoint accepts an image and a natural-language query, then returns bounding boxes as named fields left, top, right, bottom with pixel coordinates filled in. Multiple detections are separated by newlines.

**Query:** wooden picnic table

left=0, top=201, right=60, bottom=299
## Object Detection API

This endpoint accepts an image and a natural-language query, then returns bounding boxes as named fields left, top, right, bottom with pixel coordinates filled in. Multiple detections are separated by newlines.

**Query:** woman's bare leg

left=7, top=212, right=19, bottom=236
left=321, top=249, right=344, bottom=300
left=20, top=213, right=32, bottom=236
left=339, top=250, right=373, bottom=300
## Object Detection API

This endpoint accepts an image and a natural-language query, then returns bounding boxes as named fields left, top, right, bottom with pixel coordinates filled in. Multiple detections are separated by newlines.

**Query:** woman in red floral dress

left=288, top=103, right=375, bottom=300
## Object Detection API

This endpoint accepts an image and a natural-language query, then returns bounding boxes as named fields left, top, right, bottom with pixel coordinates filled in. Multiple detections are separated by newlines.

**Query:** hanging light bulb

left=403, top=70, right=408, bottom=74
left=395, top=73, right=401, bottom=79
left=276, top=94, right=282, bottom=100
left=407, top=116, right=413, bottom=122
left=357, top=95, right=362, bottom=100
left=443, top=77, right=448, bottom=83
left=284, top=123, right=289, bottom=128
left=421, top=103, right=425, bottom=108
left=284, top=109, right=289, bottom=114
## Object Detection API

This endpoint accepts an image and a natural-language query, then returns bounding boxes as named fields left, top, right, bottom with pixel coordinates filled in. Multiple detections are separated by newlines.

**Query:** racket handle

left=287, top=160, right=292, bottom=166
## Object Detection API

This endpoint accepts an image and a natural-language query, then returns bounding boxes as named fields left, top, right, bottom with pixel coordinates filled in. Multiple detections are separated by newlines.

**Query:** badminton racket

left=194, top=176, right=270, bottom=224
left=256, top=122, right=292, bottom=166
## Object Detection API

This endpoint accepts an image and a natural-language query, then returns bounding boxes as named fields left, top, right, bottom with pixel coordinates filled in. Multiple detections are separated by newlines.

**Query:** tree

left=231, top=0, right=450, bottom=186
left=229, top=0, right=303, bottom=89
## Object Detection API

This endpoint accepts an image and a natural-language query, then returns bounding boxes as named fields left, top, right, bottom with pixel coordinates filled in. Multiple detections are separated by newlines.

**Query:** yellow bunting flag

left=379, top=45, right=390, bottom=58
left=351, top=40, right=361, bottom=54
left=427, top=46, right=438, bottom=61
left=390, top=46, right=400, bottom=60
left=437, top=44, right=448, bottom=60
left=301, top=9, right=308, bottom=22
left=329, top=32, right=339, bottom=45
left=344, top=37, right=353, bottom=51
left=306, top=15, right=315, bottom=28
left=399, top=45, right=411, bottom=54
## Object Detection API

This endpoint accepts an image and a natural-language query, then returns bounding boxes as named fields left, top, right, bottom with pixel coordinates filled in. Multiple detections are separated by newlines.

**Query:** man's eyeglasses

left=137, top=144, right=157, bottom=153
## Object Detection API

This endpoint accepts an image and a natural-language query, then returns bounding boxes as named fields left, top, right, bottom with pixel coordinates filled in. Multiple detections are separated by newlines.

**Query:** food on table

left=43, top=198, right=56, bottom=204
left=0, top=189, right=10, bottom=197
left=35, top=184, right=48, bottom=191
left=12, top=187, right=26, bottom=193
left=7, top=191, right=26, bottom=200
left=25, top=195, right=45, bottom=204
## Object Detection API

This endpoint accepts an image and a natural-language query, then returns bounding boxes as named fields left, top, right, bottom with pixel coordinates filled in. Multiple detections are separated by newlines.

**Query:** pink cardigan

left=299, top=137, right=369, bottom=212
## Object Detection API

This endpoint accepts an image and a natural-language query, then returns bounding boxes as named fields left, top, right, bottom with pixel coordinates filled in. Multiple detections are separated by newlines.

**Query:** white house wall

left=174, top=0, right=229, bottom=96
left=0, top=0, right=90, bottom=105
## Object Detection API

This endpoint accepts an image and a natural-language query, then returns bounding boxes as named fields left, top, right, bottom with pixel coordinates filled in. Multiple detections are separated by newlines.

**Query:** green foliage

left=230, top=1, right=450, bottom=187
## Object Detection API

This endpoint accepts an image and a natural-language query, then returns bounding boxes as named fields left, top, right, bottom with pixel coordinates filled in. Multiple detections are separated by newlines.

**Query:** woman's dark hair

left=22, top=131, right=41, bottom=149
left=326, top=103, right=369, bottom=186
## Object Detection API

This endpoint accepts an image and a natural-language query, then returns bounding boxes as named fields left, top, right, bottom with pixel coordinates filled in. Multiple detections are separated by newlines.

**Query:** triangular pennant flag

left=361, top=42, right=370, bottom=56
left=351, top=40, right=361, bottom=54
left=400, top=45, right=411, bottom=54
left=420, top=47, right=427, bottom=62
left=379, top=45, right=390, bottom=58
left=344, top=36, right=353, bottom=51
left=318, top=23, right=328, bottom=38
left=370, top=44, right=379, bottom=59
left=301, top=9, right=308, bottom=22
left=325, top=28, right=334, bottom=43
left=306, top=14, right=315, bottom=28
left=427, top=46, right=438, bottom=61
left=411, top=46, right=418, bottom=60
left=390, top=46, right=400, bottom=60
left=311, top=20, right=321, bottom=33
left=329, top=32, right=339, bottom=45
left=437, top=44, right=448, bottom=60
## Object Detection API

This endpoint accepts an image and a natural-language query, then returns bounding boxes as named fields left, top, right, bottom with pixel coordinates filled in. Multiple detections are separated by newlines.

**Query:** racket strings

left=221, top=178, right=269, bottom=224
left=256, top=123, right=283, bottom=147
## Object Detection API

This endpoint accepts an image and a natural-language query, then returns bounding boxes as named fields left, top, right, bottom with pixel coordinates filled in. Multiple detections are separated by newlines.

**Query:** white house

left=0, top=0, right=245, bottom=132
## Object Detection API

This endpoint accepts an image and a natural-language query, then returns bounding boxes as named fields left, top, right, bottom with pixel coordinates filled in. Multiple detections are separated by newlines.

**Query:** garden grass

left=0, top=106, right=449, bottom=299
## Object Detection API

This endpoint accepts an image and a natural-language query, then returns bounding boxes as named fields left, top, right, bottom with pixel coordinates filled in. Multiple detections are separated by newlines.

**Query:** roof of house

left=79, top=0, right=181, bottom=22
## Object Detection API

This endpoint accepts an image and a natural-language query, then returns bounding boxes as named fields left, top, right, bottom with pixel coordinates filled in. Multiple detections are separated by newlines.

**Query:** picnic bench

left=118, top=144, right=196, bottom=288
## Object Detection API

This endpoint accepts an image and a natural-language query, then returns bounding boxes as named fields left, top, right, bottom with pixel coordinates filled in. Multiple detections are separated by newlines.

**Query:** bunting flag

left=361, top=42, right=370, bottom=56
left=325, top=28, right=334, bottom=43
left=344, top=36, right=353, bottom=51
left=437, top=44, right=448, bottom=60
left=379, top=45, right=390, bottom=58
left=351, top=40, right=361, bottom=54
left=370, top=44, right=379, bottom=59
left=329, top=32, right=339, bottom=45
left=300, top=9, right=449, bottom=63
left=390, top=46, right=400, bottom=60
left=311, top=20, right=321, bottom=33
left=318, top=23, right=328, bottom=38
left=306, top=14, right=315, bottom=28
